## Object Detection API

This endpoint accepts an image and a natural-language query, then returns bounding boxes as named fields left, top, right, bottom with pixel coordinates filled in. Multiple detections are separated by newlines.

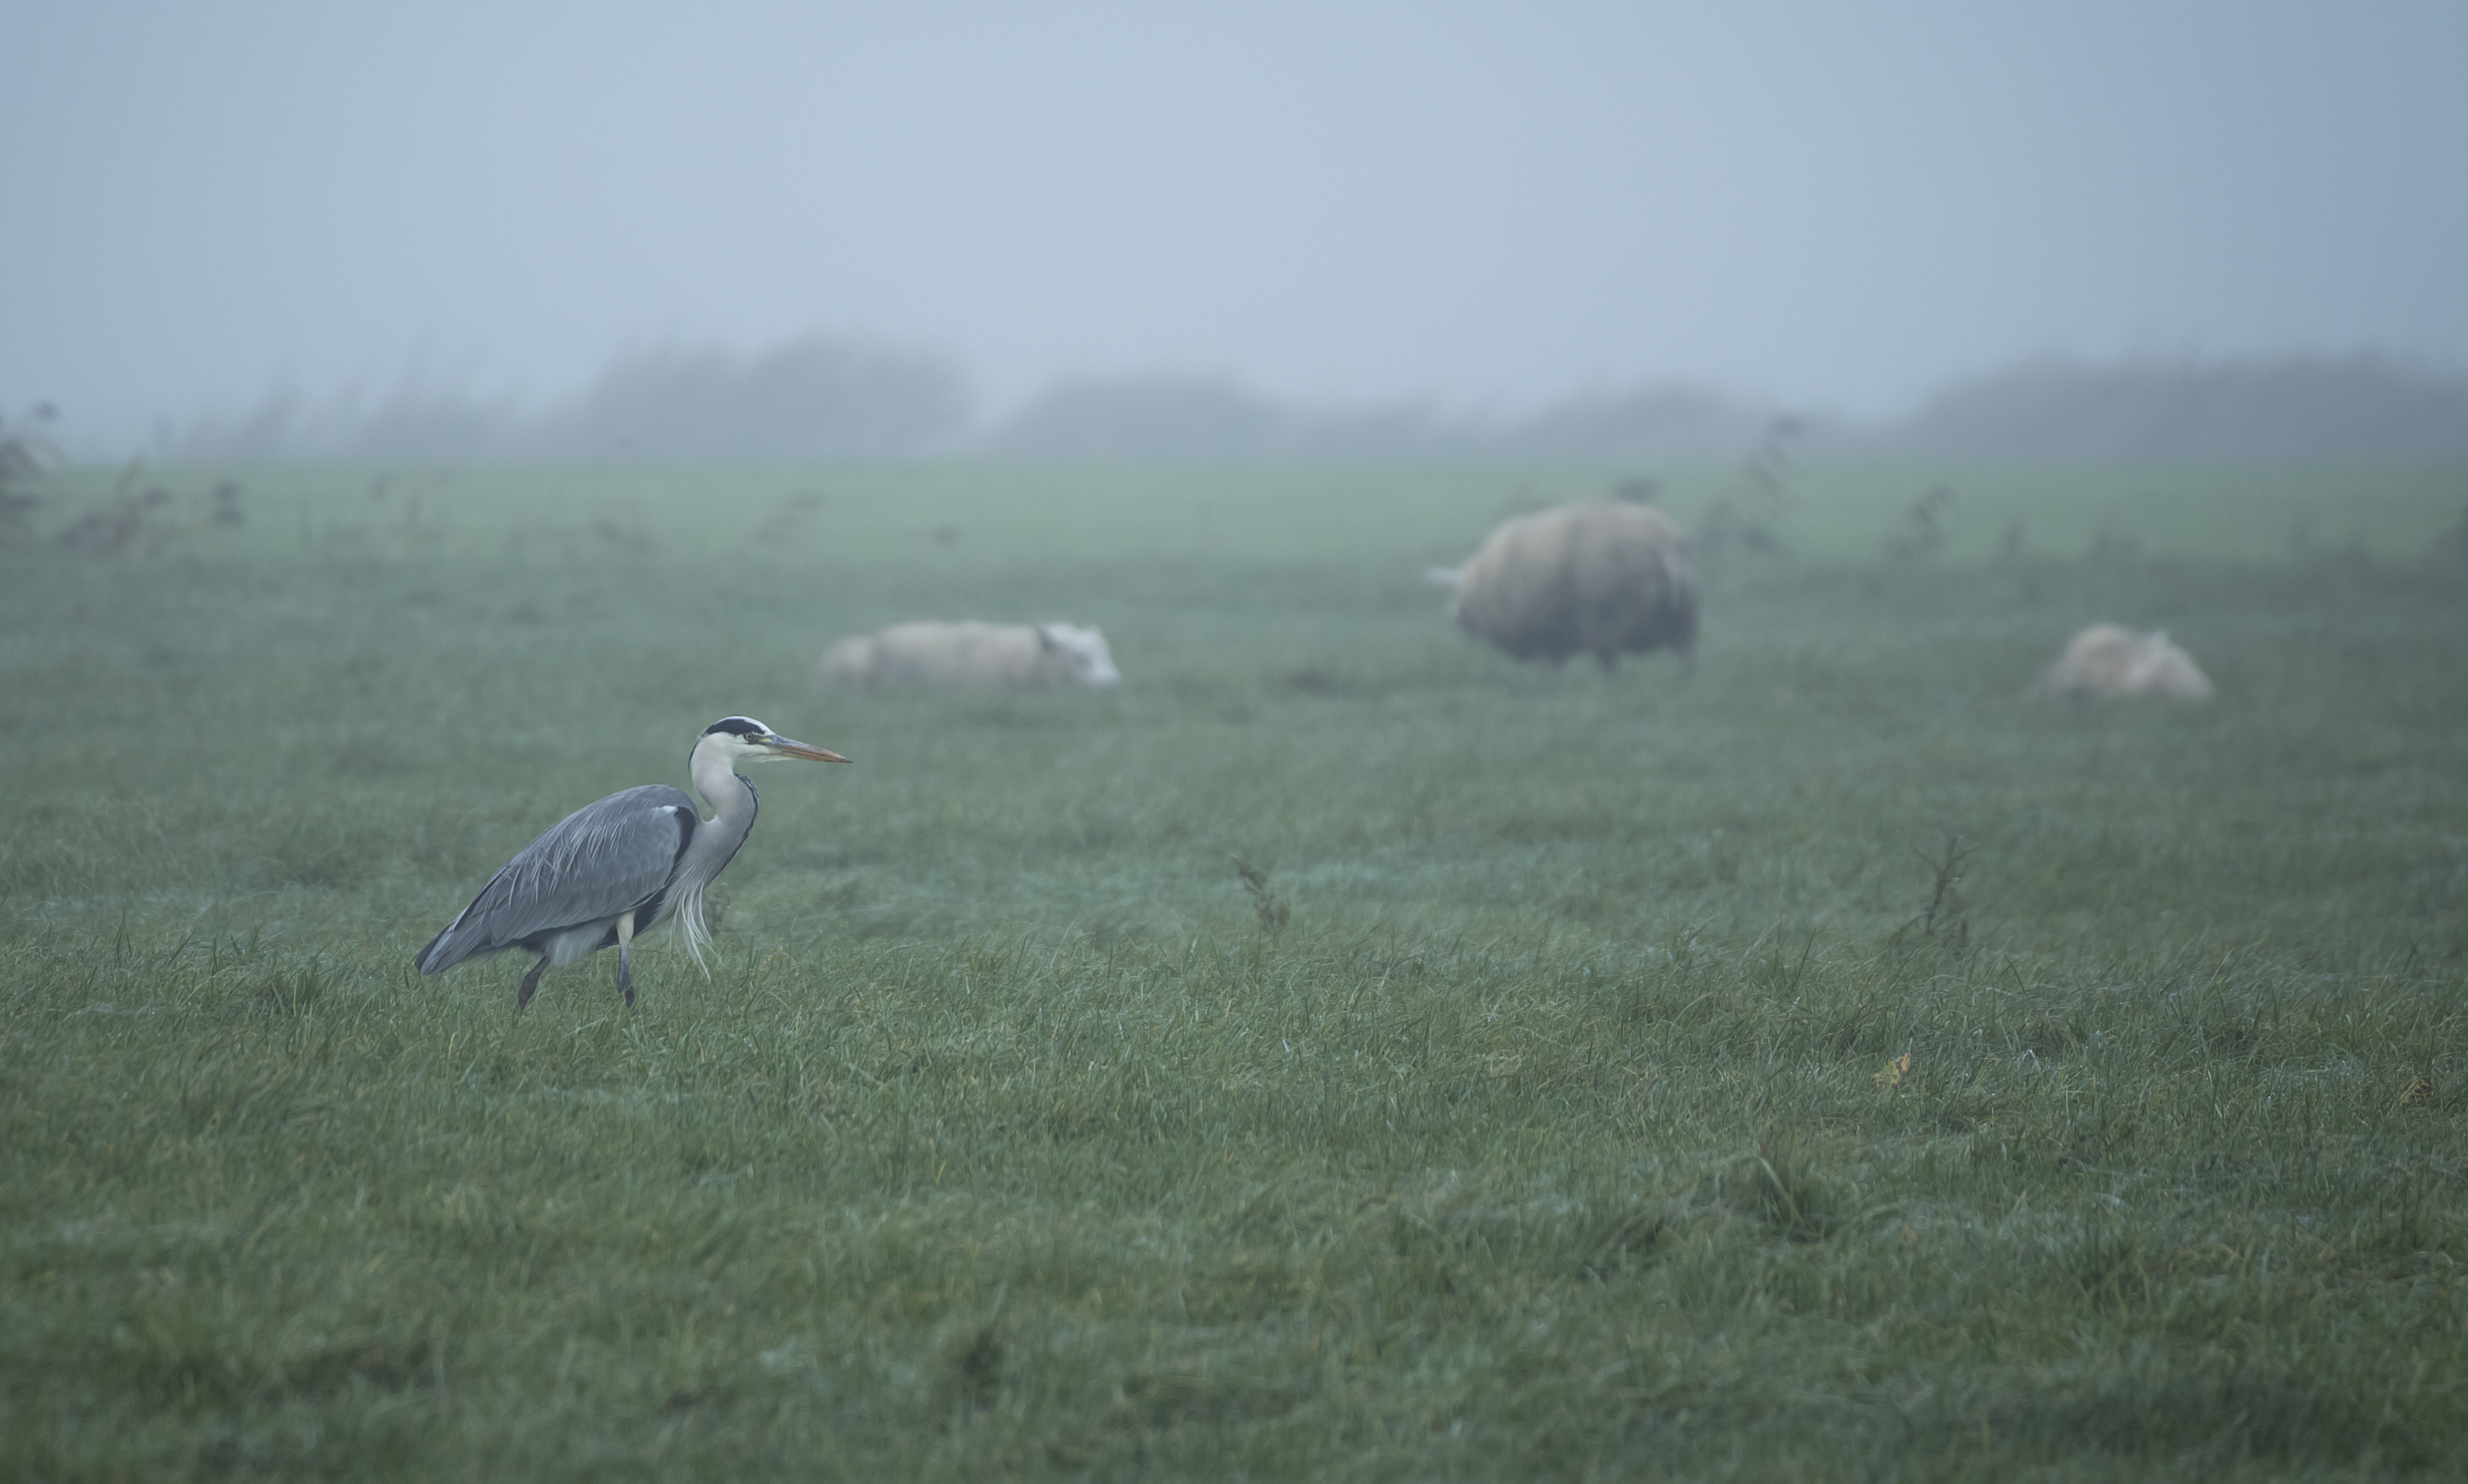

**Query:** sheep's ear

left=1036, top=625, right=1060, bottom=652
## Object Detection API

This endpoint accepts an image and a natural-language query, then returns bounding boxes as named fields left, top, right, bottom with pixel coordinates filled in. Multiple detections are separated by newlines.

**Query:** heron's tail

left=414, top=924, right=456, bottom=976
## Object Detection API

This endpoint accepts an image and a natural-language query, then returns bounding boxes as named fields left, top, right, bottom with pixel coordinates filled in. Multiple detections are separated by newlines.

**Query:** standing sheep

left=2027, top=623, right=2214, bottom=701
left=1445, top=501, right=1699, bottom=670
left=812, top=621, right=1123, bottom=692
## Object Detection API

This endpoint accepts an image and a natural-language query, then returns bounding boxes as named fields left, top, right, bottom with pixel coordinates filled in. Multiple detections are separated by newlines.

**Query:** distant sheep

left=2028, top=623, right=2214, bottom=702
left=813, top=621, right=1123, bottom=692
left=1444, top=501, right=1699, bottom=670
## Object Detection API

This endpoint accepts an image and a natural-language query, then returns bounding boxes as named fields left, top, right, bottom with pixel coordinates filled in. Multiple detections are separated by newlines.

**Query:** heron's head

left=698, top=715, right=852, bottom=766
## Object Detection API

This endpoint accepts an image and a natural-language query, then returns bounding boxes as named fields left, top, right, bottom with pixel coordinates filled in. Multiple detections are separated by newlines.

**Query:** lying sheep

left=2028, top=623, right=2214, bottom=701
left=813, top=621, right=1122, bottom=692
left=1445, top=501, right=1699, bottom=670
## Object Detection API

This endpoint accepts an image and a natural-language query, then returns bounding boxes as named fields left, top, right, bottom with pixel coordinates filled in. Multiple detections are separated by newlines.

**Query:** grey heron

left=414, top=715, right=851, bottom=1009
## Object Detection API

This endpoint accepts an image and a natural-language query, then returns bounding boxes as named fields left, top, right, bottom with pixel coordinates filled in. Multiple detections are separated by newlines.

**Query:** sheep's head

left=1037, top=623, right=1123, bottom=687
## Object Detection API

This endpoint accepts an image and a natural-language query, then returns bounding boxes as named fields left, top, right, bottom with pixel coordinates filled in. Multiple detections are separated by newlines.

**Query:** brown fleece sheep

left=2028, top=623, right=2214, bottom=701
left=1446, top=501, right=1699, bottom=670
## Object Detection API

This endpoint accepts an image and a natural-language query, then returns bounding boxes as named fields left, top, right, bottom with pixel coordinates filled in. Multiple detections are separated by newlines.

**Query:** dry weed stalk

left=1891, top=834, right=1972, bottom=954
left=1231, top=855, right=1290, bottom=937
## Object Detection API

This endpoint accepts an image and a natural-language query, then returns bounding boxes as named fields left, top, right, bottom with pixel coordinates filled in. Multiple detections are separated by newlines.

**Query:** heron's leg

left=517, top=955, right=548, bottom=1012
left=615, top=911, right=638, bottom=1008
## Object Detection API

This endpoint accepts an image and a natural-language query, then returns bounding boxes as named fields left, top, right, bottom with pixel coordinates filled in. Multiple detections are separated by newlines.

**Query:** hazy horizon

left=8, top=1, right=2464, bottom=460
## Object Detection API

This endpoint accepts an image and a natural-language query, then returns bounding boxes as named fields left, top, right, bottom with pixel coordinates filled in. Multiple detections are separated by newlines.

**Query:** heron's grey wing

left=415, top=785, right=698, bottom=974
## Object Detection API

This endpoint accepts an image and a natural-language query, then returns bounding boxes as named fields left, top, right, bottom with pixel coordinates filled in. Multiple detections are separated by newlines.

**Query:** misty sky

left=8, top=0, right=2464, bottom=454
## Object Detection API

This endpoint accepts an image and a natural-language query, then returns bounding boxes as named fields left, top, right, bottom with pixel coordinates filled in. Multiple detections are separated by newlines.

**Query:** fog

left=7, top=1, right=2464, bottom=460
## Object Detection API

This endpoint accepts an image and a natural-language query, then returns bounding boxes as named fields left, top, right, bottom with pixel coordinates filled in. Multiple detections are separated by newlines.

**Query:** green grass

left=3, top=458, right=2465, bottom=1479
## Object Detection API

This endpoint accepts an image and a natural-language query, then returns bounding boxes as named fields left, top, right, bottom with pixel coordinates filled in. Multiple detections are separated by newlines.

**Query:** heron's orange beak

left=762, top=735, right=852, bottom=764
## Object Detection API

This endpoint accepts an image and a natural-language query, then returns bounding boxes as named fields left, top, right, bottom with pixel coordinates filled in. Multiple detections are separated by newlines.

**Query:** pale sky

left=7, top=0, right=2463, bottom=455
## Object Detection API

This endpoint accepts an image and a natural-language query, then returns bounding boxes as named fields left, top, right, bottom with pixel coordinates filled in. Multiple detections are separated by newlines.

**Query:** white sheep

left=812, top=621, right=1123, bottom=692
left=1444, top=501, right=1699, bottom=670
left=2028, top=623, right=2214, bottom=702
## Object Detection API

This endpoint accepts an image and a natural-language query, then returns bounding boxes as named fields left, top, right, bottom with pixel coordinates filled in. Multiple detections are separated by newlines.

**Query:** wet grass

left=2, top=459, right=2465, bottom=1479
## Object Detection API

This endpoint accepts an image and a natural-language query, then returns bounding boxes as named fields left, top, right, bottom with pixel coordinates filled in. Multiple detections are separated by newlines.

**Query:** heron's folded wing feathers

left=417, top=785, right=698, bottom=973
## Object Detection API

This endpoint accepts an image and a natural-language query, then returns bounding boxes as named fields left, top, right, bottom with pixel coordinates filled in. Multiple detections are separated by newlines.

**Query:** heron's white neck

left=687, top=734, right=759, bottom=823
left=670, top=734, right=764, bottom=973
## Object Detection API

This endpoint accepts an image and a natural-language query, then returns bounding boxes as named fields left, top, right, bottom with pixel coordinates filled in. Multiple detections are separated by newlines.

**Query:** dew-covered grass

left=3, top=459, right=2464, bottom=1479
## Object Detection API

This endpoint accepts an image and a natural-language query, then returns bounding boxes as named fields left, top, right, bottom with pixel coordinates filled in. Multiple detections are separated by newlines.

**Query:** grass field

left=3, top=456, right=2465, bottom=1479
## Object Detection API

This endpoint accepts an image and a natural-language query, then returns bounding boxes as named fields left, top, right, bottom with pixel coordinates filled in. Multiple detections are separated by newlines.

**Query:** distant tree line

left=1875, top=352, right=2468, bottom=461
left=976, top=375, right=1774, bottom=461
left=155, top=339, right=2468, bottom=465
left=168, top=335, right=974, bottom=463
